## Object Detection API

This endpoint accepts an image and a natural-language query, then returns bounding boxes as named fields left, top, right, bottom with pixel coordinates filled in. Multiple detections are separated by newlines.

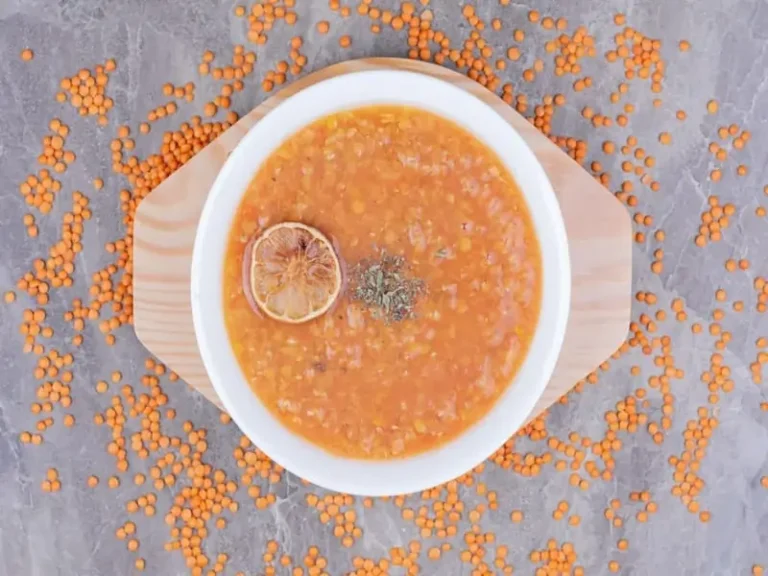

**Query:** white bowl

left=191, top=69, right=570, bottom=496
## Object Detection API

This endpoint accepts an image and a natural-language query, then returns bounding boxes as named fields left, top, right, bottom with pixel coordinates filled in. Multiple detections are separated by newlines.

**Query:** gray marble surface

left=1, top=0, right=767, bottom=575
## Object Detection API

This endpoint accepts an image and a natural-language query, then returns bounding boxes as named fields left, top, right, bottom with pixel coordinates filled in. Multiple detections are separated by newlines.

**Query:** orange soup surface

left=224, top=105, right=542, bottom=459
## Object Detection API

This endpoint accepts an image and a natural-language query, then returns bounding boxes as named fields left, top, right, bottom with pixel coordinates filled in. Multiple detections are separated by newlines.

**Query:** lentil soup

left=223, top=105, right=542, bottom=459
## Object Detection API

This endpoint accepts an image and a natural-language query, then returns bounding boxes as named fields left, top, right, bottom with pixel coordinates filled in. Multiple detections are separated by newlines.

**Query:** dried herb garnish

left=350, top=251, right=425, bottom=322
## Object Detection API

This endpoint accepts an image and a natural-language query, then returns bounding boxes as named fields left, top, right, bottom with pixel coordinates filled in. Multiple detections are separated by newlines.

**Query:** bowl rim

left=191, top=68, right=571, bottom=496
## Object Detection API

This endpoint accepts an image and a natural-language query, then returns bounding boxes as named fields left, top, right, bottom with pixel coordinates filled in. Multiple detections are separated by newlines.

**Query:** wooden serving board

left=133, top=58, right=632, bottom=425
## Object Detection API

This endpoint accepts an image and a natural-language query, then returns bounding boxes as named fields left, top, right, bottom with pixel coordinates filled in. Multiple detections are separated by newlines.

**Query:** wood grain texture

left=133, top=58, right=632, bottom=423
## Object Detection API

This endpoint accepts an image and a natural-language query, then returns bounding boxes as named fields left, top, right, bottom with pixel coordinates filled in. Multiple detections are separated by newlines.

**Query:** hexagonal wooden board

left=133, top=58, right=632, bottom=426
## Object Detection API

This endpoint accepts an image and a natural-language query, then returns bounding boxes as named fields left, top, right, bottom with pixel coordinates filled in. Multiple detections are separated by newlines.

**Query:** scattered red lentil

left=4, top=5, right=764, bottom=573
